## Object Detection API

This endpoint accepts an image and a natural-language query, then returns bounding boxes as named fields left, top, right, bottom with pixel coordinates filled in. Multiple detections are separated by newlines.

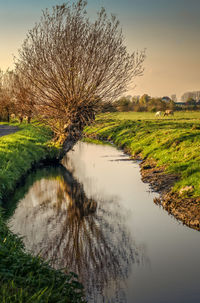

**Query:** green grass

left=0, top=210, right=85, bottom=303
left=0, top=122, right=58, bottom=204
left=0, top=122, right=85, bottom=303
left=84, top=111, right=200, bottom=198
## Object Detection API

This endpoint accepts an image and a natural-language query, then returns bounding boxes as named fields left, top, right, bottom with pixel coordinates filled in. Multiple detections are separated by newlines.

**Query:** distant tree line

left=100, top=91, right=200, bottom=113
left=100, top=94, right=176, bottom=113
left=0, top=69, right=34, bottom=123
left=179, top=91, right=200, bottom=110
left=181, top=91, right=200, bottom=103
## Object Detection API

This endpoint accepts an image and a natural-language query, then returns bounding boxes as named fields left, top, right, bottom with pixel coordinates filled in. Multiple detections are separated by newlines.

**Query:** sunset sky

left=0, top=0, right=200, bottom=99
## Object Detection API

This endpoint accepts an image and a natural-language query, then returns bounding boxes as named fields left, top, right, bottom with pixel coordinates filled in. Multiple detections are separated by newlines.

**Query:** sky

left=0, top=0, right=200, bottom=99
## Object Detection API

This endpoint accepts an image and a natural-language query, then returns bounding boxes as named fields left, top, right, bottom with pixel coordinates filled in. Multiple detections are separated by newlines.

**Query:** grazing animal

left=155, top=111, right=162, bottom=117
left=164, top=109, right=174, bottom=116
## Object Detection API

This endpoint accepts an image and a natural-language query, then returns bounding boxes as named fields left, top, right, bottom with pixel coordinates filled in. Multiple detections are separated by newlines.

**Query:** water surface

left=7, top=142, right=200, bottom=303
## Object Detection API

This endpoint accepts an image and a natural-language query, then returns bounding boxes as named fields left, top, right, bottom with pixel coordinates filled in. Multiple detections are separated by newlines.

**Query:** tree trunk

left=58, top=130, right=82, bottom=160
left=57, top=111, right=95, bottom=160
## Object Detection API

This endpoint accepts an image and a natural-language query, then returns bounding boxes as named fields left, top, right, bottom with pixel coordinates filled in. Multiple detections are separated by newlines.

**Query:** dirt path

left=0, top=125, right=19, bottom=137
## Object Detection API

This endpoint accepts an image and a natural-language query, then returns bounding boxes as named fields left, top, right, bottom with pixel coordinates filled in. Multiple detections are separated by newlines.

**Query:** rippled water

left=7, top=142, right=200, bottom=303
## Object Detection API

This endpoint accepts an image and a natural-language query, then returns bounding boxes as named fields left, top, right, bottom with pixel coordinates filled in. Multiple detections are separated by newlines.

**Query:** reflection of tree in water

left=8, top=166, right=146, bottom=302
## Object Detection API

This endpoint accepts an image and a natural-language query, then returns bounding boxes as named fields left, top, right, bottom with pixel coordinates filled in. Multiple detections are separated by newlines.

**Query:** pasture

left=100, top=111, right=200, bottom=121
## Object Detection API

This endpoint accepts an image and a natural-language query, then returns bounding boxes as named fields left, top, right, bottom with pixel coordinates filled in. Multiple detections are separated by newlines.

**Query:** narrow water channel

left=7, top=142, right=200, bottom=303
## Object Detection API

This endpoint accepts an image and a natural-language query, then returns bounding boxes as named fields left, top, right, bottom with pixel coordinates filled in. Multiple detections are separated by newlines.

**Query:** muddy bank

left=140, top=158, right=200, bottom=231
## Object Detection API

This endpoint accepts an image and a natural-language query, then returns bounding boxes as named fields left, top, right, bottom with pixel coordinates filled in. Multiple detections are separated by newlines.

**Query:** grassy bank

left=83, top=112, right=200, bottom=198
left=0, top=123, right=85, bottom=303
left=0, top=122, right=57, bottom=204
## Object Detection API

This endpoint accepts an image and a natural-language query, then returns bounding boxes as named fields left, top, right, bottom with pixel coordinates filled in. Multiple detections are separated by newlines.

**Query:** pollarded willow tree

left=12, top=70, right=35, bottom=123
left=0, top=70, right=15, bottom=122
left=17, top=0, right=145, bottom=157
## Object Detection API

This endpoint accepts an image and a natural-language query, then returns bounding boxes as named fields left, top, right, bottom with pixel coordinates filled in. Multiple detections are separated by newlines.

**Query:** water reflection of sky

left=8, top=142, right=200, bottom=303
left=8, top=150, right=146, bottom=302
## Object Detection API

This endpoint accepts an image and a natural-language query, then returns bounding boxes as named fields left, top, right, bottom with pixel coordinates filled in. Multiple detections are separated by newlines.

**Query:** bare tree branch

left=16, top=0, right=145, bottom=157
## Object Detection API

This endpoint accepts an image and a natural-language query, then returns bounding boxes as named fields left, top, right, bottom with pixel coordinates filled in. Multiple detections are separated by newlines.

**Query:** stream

left=6, top=142, right=200, bottom=303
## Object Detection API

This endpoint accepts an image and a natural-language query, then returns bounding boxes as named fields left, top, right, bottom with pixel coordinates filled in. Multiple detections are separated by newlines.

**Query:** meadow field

left=99, top=111, right=200, bottom=121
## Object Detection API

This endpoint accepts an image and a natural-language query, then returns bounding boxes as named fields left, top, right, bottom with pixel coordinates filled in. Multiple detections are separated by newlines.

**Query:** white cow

left=155, top=111, right=162, bottom=117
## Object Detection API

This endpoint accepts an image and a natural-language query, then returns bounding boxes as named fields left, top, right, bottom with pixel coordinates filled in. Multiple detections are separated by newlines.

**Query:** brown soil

left=140, top=158, right=200, bottom=231
left=0, top=125, right=19, bottom=137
